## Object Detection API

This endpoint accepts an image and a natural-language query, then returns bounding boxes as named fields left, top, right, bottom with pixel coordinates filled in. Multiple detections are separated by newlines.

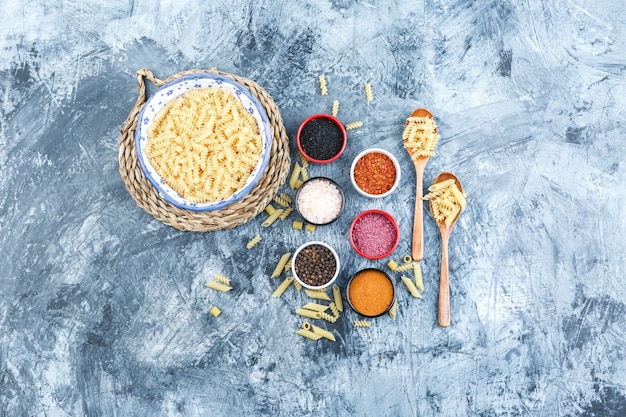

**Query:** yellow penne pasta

left=264, top=204, right=277, bottom=215
left=332, top=284, right=344, bottom=312
left=210, top=306, right=221, bottom=317
left=401, top=276, right=422, bottom=298
left=292, top=220, right=303, bottom=230
left=414, top=263, right=424, bottom=291
left=387, top=260, right=399, bottom=271
left=289, top=163, right=302, bottom=190
left=388, top=300, right=397, bottom=319
left=271, top=252, right=292, bottom=278
left=301, top=302, right=329, bottom=312
left=295, top=308, right=322, bottom=319
left=310, top=324, right=336, bottom=341
left=296, top=328, right=323, bottom=340
left=305, top=289, right=331, bottom=301
left=262, top=209, right=284, bottom=227
left=272, top=276, right=294, bottom=298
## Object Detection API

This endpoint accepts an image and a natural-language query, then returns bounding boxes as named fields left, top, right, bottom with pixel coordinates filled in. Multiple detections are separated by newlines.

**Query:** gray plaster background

left=1, top=0, right=625, bottom=416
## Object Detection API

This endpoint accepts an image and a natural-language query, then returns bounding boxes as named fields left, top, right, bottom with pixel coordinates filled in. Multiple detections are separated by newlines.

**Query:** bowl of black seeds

left=292, top=241, right=341, bottom=290
left=296, top=114, right=347, bottom=164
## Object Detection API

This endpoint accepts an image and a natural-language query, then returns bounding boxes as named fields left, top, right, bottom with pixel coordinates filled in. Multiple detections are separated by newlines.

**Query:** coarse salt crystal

left=297, top=178, right=343, bottom=225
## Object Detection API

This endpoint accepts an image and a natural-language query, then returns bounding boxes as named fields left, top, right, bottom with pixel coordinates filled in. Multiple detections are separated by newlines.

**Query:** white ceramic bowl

left=350, top=148, right=401, bottom=198
left=291, top=241, right=340, bottom=290
left=135, top=73, right=273, bottom=211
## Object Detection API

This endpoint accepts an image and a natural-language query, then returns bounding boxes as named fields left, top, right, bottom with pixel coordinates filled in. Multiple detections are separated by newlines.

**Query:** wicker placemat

left=118, top=68, right=291, bottom=231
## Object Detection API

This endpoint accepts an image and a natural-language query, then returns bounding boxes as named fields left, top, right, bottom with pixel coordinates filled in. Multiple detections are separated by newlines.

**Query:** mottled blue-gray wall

left=1, top=1, right=625, bottom=416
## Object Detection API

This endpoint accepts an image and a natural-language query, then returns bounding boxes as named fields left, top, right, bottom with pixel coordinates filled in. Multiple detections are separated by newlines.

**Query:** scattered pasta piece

left=365, top=82, right=373, bottom=102
left=305, top=289, right=332, bottom=301
left=213, top=273, right=231, bottom=285
left=272, top=276, right=295, bottom=298
left=331, top=100, right=339, bottom=116
left=401, top=276, right=422, bottom=298
left=345, top=121, right=363, bottom=131
left=289, top=163, right=303, bottom=190
left=354, top=320, right=371, bottom=327
left=394, top=262, right=414, bottom=272
left=210, top=306, right=221, bottom=317
left=296, top=328, right=323, bottom=340
left=299, top=153, right=309, bottom=168
left=423, top=179, right=466, bottom=227
left=294, top=179, right=303, bottom=189
left=332, top=284, right=344, bottom=312
left=273, top=193, right=292, bottom=208
left=264, top=204, right=277, bottom=215
left=246, top=235, right=262, bottom=249
left=278, top=207, right=294, bottom=221
left=319, top=74, right=328, bottom=96
left=283, top=256, right=292, bottom=273
left=205, top=281, right=233, bottom=292
left=388, top=300, right=397, bottom=319
left=293, top=280, right=303, bottom=291
left=310, top=323, right=336, bottom=341
left=403, top=255, right=412, bottom=263
left=296, top=308, right=322, bottom=319
left=293, top=220, right=303, bottom=230
left=387, top=260, right=399, bottom=271
left=271, top=253, right=291, bottom=278
left=262, top=209, right=284, bottom=227
left=305, top=224, right=316, bottom=233
left=320, top=312, right=337, bottom=323
left=300, top=165, right=310, bottom=181
left=329, top=302, right=340, bottom=318
left=414, top=263, right=424, bottom=291
left=403, top=115, right=440, bottom=159
left=301, top=302, right=329, bottom=312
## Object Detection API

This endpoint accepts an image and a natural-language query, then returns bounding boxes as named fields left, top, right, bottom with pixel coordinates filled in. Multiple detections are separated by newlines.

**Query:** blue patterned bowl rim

left=134, top=73, right=273, bottom=212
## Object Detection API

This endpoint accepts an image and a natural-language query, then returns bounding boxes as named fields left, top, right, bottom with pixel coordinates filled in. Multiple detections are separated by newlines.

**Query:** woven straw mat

left=118, top=68, right=291, bottom=232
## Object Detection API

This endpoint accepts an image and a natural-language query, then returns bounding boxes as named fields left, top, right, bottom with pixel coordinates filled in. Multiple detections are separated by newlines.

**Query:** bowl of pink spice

left=349, top=209, right=400, bottom=260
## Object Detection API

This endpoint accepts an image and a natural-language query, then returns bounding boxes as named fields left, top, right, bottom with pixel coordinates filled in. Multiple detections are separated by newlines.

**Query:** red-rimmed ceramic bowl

left=349, top=209, right=400, bottom=260
left=296, top=114, right=347, bottom=164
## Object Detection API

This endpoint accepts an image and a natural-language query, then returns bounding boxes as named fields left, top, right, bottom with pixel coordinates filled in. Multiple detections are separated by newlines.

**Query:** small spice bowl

left=296, top=114, right=347, bottom=164
left=292, top=241, right=341, bottom=290
left=346, top=268, right=396, bottom=317
left=350, top=209, right=400, bottom=260
left=350, top=148, right=401, bottom=198
left=295, top=177, right=345, bottom=226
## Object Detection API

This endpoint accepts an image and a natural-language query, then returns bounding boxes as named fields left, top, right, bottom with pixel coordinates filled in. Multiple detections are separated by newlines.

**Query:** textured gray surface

left=1, top=1, right=626, bottom=416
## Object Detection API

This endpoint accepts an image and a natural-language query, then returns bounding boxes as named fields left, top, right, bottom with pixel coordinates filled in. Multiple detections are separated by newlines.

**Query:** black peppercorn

left=294, top=244, right=337, bottom=287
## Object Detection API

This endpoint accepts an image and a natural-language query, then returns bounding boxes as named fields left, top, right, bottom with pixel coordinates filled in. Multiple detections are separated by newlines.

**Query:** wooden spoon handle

left=438, top=232, right=450, bottom=327
left=412, top=167, right=424, bottom=261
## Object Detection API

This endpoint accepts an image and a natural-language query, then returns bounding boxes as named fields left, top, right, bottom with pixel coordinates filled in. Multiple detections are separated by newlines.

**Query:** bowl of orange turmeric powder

left=346, top=268, right=396, bottom=317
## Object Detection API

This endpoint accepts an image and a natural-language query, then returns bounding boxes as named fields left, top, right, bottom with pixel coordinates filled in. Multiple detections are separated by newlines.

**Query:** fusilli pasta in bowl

left=135, top=73, right=272, bottom=211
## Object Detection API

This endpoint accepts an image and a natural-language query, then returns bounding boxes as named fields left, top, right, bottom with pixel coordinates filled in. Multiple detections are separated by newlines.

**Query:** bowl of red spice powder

left=296, top=114, right=347, bottom=164
left=350, top=148, right=401, bottom=198
left=346, top=268, right=396, bottom=317
left=350, top=209, right=400, bottom=260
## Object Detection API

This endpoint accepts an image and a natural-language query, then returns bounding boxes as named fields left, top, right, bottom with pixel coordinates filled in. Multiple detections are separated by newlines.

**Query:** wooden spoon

left=429, top=172, right=464, bottom=328
left=404, top=108, right=436, bottom=261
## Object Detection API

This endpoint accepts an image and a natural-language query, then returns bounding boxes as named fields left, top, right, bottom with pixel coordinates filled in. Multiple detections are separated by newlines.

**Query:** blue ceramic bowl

left=135, top=73, right=273, bottom=211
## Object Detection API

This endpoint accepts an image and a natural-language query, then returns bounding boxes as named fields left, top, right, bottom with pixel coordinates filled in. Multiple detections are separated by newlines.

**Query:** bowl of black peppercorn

left=292, top=241, right=341, bottom=290
left=296, top=114, right=347, bottom=164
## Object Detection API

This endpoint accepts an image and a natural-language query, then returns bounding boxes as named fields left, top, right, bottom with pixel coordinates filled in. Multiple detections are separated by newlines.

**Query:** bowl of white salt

left=295, top=177, right=345, bottom=226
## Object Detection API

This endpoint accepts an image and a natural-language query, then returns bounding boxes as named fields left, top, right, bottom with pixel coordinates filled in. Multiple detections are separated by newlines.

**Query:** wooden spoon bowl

left=429, top=172, right=464, bottom=327
left=404, top=108, right=436, bottom=261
